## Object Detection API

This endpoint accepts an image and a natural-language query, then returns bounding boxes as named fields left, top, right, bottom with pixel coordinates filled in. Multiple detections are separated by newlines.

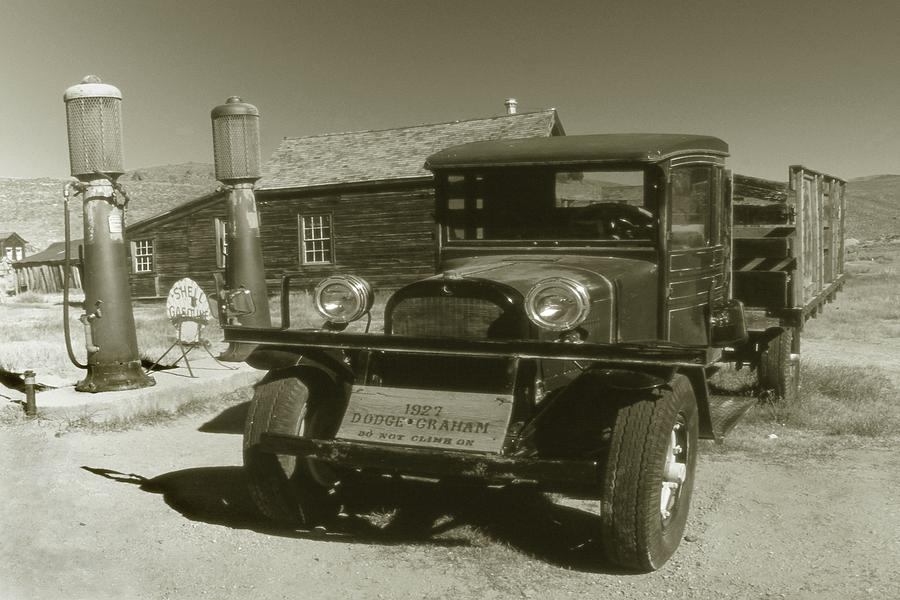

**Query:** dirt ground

left=1, top=392, right=898, bottom=600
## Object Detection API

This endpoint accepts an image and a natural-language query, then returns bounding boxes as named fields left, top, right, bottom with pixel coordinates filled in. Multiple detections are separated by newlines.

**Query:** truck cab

left=223, top=133, right=843, bottom=572
left=426, top=133, right=733, bottom=348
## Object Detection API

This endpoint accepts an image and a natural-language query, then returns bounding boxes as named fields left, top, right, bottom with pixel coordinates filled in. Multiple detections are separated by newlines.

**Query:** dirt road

left=2, top=402, right=898, bottom=600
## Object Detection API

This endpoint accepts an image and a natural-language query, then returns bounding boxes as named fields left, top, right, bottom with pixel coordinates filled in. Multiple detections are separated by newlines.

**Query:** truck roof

left=425, top=133, right=729, bottom=170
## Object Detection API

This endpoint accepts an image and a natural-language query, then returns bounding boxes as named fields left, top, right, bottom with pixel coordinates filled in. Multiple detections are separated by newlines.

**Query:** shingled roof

left=257, top=109, right=563, bottom=191
left=14, top=240, right=82, bottom=266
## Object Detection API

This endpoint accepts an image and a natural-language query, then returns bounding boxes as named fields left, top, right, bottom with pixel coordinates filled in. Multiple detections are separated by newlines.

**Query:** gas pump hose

left=62, top=179, right=87, bottom=370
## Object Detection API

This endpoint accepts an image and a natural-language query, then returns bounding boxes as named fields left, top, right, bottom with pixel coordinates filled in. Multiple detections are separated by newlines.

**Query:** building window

left=14, top=247, right=22, bottom=261
left=299, top=214, right=334, bottom=264
left=214, top=218, right=228, bottom=269
left=132, top=239, right=154, bottom=273
left=4, top=248, right=11, bottom=260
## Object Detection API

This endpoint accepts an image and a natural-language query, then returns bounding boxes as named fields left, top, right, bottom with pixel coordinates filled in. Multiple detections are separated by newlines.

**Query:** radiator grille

left=390, top=296, right=507, bottom=338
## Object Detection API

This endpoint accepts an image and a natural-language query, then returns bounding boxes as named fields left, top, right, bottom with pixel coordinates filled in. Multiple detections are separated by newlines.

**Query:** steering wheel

left=578, top=203, right=656, bottom=240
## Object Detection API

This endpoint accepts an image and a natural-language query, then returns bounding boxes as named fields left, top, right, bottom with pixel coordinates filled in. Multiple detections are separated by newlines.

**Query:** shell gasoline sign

left=166, top=278, right=211, bottom=324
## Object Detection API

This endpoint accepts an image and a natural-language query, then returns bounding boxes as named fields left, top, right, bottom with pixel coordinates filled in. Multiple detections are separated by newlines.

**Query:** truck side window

left=670, top=166, right=712, bottom=248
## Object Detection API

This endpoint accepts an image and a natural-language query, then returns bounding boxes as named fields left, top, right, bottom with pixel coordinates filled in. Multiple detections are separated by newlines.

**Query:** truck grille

left=390, top=296, right=511, bottom=339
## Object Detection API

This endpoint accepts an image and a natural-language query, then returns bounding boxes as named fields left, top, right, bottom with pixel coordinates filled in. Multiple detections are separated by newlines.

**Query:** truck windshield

left=443, top=168, right=656, bottom=243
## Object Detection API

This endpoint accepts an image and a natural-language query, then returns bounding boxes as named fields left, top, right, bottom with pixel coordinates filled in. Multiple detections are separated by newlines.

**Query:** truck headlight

left=314, top=275, right=374, bottom=323
left=525, top=277, right=590, bottom=331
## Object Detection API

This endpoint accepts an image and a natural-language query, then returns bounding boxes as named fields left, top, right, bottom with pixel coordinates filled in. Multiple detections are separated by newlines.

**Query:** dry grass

left=733, top=362, right=899, bottom=437
left=0, top=385, right=253, bottom=434
left=804, top=243, right=900, bottom=341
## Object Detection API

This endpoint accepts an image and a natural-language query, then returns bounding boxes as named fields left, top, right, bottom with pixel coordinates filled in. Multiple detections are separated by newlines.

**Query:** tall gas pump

left=63, top=76, right=154, bottom=392
left=211, top=97, right=272, bottom=361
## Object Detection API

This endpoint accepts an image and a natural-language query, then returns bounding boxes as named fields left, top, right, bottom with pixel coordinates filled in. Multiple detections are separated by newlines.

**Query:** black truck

left=218, top=134, right=846, bottom=571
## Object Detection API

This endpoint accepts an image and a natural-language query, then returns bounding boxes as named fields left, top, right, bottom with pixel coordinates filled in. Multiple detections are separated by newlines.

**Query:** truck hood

left=435, top=254, right=657, bottom=298
left=431, top=255, right=659, bottom=342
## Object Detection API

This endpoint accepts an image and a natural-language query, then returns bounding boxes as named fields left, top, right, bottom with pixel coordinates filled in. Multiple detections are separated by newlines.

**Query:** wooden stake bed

left=732, top=166, right=847, bottom=326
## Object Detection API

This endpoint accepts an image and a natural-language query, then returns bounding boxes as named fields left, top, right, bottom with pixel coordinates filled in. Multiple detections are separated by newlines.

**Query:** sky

left=1, top=0, right=898, bottom=181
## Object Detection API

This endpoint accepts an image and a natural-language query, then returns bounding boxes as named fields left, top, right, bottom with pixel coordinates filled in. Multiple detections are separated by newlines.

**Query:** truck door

left=664, top=161, right=727, bottom=345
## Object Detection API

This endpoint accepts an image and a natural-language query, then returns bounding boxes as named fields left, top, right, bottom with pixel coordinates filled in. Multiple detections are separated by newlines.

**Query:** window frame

left=668, top=165, right=714, bottom=250
left=298, top=213, right=335, bottom=265
left=131, top=238, right=155, bottom=274
left=438, top=167, right=660, bottom=248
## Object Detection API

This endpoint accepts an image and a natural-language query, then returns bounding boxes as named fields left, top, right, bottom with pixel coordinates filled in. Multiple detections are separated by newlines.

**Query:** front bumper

left=224, top=326, right=712, bottom=368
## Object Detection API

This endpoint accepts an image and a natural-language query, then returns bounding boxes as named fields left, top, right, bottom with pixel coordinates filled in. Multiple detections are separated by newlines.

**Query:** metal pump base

left=76, top=360, right=155, bottom=393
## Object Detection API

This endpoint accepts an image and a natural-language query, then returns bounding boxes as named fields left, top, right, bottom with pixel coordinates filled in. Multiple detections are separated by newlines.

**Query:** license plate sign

left=336, top=386, right=514, bottom=454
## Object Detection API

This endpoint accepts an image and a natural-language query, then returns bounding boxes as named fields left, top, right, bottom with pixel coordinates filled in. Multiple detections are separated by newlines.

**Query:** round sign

left=166, top=278, right=212, bottom=323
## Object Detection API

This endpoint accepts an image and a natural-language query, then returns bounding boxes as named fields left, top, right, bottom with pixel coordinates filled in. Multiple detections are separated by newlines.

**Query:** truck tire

left=243, top=369, right=342, bottom=526
left=600, top=374, right=698, bottom=572
left=757, top=328, right=799, bottom=403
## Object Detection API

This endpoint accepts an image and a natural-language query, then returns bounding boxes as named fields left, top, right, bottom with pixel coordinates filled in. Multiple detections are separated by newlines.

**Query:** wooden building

left=125, top=109, right=565, bottom=297
left=126, top=189, right=226, bottom=298
left=0, top=232, right=27, bottom=262
left=0, top=257, right=16, bottom=297
left=13, top=240, right=83, bottom=293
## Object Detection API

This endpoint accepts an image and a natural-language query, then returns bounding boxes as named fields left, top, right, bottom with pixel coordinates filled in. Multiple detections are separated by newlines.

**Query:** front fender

left=585, top=366, right=677, bottom=391
left=245, top=345, right=353, bottom=385
left=522, top=365, right=714, bottom=458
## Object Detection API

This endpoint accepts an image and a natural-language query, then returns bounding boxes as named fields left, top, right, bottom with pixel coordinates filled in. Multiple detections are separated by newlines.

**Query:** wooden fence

left=15, top=264, right=82, bottom=293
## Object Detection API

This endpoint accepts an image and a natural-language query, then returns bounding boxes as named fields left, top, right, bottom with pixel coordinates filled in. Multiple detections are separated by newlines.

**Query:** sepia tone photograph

left=1, top=1, right=898, bottom=598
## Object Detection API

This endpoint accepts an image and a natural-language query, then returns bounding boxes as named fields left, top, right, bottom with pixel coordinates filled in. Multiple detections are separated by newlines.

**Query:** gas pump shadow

left=81, top=465, right=624, bottom=572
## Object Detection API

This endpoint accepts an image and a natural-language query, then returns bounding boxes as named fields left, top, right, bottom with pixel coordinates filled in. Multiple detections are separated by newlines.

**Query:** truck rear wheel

left=243, top=369, right=342, bottom=526
left=600, top=374, right=698, bottom=572
left=757, top=328, right=800, bottom=403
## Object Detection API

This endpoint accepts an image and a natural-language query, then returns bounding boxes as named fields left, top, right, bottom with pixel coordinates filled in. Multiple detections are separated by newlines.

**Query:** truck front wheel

left=757, top=328, right=800, bottom=403
left=243, top=369, right=342, bottom=526
left=600, top=374, right=698, bottom=572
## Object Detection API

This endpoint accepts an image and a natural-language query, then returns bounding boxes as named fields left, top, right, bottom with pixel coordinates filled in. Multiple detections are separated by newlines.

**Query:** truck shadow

left=81, top=464, right=625, bottom=573
left=196, top=401, right=250, bottom=434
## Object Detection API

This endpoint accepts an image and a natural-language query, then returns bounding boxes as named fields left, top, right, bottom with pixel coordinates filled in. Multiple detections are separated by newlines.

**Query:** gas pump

left=62, top=75, right=154, bottom=392
left=211, top=96, right=272, bottom=361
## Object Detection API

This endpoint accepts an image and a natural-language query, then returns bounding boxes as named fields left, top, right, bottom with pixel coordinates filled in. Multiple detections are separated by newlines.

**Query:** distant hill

left=844, top=175, right=900, bottom=242
left=0, top=163, right=216, bottom=252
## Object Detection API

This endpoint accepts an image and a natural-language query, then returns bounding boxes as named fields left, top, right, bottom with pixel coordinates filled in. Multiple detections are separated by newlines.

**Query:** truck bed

left=730, top=166, right=846, bottom=328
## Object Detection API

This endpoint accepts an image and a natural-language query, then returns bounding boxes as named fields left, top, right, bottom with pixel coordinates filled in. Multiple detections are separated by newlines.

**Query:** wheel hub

left=660, top=421, right=687, bottom=521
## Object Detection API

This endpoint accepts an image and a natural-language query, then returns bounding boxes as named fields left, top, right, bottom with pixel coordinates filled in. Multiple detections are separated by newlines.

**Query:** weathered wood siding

left=257, top=182, right=437, bottom=291
left=14, top=264, right=81, bottom=293
left=127, top=197, right=227, bottom=298
left=125, top=181, right=437, bottom=300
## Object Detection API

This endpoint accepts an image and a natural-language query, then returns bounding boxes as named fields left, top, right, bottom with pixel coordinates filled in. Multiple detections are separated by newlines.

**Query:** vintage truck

left=219, top=134, right=846, bottom=572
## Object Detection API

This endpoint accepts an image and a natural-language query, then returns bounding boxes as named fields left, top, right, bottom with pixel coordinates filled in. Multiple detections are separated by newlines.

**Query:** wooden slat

left=733, top=237, right=792, bottom=259
left=737, top=257, right=765, bottom=272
